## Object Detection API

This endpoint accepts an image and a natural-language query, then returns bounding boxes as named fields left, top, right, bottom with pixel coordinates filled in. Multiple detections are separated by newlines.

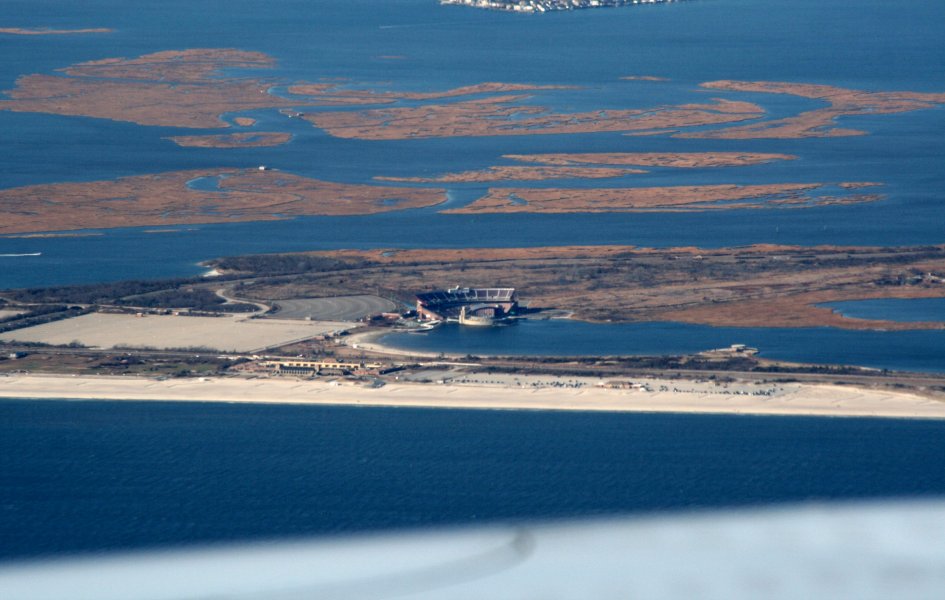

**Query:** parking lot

left=272, top=295, right=399, bottom=321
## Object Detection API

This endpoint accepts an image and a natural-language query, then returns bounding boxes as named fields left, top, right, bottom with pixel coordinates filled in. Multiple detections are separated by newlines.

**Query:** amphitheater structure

left=415, top=287, right=518, bottom=326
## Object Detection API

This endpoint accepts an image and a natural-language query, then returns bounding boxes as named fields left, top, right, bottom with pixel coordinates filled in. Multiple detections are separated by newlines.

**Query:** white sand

left=0, top=313, right=354, bottom=353
left=344, top=329, right=445, bottom=358
left=1, top=373, right=944, bottom=419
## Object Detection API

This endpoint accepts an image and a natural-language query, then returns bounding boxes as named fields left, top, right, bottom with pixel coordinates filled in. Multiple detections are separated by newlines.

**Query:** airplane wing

left=1, top=500, right=944, bottom=599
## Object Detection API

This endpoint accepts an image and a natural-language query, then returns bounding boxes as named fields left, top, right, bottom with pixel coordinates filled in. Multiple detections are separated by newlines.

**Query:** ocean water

left=2, top=399, right=945, bottom=560
left=2, top=2, right=945, bottom=561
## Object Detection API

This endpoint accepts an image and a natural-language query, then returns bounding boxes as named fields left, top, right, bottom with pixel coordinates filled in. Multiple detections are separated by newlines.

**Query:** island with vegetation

left=0, top=169, right=445, bottom=234
left=2, top=48, right=942, bottom=142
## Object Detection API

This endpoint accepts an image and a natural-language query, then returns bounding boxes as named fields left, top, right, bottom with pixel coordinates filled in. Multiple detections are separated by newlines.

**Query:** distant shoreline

left=439, top=0, right=680, bottom=13
left=2, top=374, right=944, bottom=420
left=0, top=27, right=112, bottom=36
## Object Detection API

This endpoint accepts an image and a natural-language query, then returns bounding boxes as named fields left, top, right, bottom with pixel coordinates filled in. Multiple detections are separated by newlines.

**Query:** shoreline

left=2, top=373, right=945, bottom=420
left=343, top=328, right=450, bottom=359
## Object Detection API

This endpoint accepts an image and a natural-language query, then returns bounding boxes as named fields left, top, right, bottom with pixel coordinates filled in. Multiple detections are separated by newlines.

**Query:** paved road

left=215, top=288, right=270, bottom=316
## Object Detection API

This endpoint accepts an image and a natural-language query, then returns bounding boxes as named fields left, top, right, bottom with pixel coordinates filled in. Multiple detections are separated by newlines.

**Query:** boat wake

left=0, top=252, right=41, bottom=257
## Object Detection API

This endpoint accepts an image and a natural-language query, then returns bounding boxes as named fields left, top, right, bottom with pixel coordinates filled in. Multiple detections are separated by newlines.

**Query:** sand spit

left=1, top=374, right=944, bottom=420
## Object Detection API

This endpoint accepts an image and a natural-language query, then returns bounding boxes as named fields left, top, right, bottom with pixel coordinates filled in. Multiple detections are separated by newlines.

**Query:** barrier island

left=206, top=244, right=945, bottom=331
left=3, top=243, right=945, bottom=414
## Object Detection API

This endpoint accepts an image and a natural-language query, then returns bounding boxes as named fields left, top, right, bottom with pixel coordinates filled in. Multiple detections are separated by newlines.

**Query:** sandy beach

left=344, top=328, right=447, bottom=358
left=1, top=373, right=944, bottom=419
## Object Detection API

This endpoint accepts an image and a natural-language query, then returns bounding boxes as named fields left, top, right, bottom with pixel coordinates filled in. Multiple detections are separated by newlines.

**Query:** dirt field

left=0, top=310, right=25, bottom=321
left=272, top=295, right=399, bottom=321
left=0, top=313, right=355, bottom=352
